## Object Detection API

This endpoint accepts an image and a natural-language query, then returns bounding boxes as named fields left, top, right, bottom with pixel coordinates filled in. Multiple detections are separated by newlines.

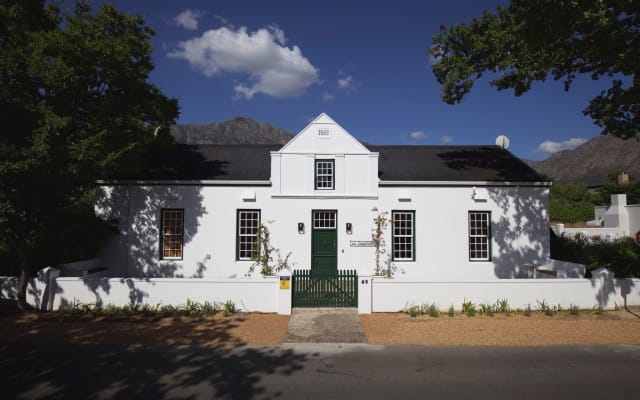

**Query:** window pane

left=469, top=211, right=490, bottom=261
left=392, top=211, right=414, bottom=261
left=237, top=210, right=260, bottom=260
left=161, top=209, right=183, bottom=260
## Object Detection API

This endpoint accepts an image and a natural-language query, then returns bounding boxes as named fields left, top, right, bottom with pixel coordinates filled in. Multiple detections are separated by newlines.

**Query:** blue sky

left=97, top=0, right=609, bottom=160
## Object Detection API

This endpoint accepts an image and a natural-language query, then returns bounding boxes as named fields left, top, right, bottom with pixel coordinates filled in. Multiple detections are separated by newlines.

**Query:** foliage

left=569, top=304, right=581, bottom=316
left=462, top=299, right=476, bottom=317
left=447, top=305, right=455, bottom=317
left=56, top=299, right=229, bottom=318
left=430, top=0, right=640, bottom=139
left=0, top=1, right=178, bottom=308
left=550, top=182, right=599, bottom=223
left=595, top=173, right=640, bottom=205
left=551, top=233, right=640, bottom=278
left=246, top=222, right=295, bottom=277
left=371, top=207, right=389, bottom=276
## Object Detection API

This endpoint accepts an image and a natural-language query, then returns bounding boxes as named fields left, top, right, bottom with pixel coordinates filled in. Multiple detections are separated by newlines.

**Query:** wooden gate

left=292, top=269, right=358, bottom=308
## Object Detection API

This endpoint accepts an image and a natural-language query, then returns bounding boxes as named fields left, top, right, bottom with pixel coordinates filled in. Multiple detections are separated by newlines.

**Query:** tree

left=430, top=0, right=639, bottom=139
left=0, top=1, right=178, bottom=310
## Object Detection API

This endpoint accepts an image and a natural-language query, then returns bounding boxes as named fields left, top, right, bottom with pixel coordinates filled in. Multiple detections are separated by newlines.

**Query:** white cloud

left=536, top=138, right=588, bottom=154
left=322, top=92, right=335, bottom=102
left=337, top=75, right=355, bottom=90
left=167, top=26, right=319, bottom=99
left=175, top=9, right=203, bottom=30
left=440, top=135, right=452, bottom=144
left=409, top=131, right=427, bottom=140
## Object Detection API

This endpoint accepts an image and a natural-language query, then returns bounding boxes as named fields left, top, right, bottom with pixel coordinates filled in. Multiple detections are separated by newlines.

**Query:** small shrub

left=569, top=304, right=580, bottom=316
left=448, top=305, right=455, bottom=317
left=496, top=298, right=510, bottom=314
left=407, top=305, right=421, bottom=317
left=536, top=299, right=550, bottom=314
left=427, top=303, right=440, bottom=318
left=223, top=300, right=237, bottom=316
left=462, top=299, right=475, bottom=313
left=524, top=304, right=532, bottom=317
left=479, top=303, right=495, bottom=316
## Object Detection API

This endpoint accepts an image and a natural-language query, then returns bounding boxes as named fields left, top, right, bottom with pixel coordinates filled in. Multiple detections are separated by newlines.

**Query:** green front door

left=311, top=210, right=337, bottom=274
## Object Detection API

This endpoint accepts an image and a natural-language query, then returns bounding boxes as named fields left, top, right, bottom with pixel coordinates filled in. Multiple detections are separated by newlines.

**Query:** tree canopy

left=0, top=0, right=178, bottom=309
left=430, top=0, right=639, bottom=139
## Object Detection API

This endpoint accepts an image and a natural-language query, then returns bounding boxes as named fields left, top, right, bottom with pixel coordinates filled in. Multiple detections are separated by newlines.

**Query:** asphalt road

left=1, top=343, right=639, bottom=399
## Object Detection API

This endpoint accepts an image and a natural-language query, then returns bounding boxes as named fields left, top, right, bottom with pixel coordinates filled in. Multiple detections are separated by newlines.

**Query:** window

left=315, top=159, right=335, bottom=190
left=237, top=210, right=260, bottom=260
left=161, top=209, right=184, bottom=260
left=392, top=211, right=415, bottom=261
left=469, top=211, right=491, bottom=261
left=313, top=210, right=337, bottom=229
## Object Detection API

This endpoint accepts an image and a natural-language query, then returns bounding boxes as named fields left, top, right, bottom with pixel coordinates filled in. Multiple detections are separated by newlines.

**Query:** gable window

left=161, top=209, right=184, bottom=260
left=392, top=210, right=415, bottom=261
left=237, top=209, right=261, bottom=261
left=315, top=159, right=335, bottom=190
left=469, top=211, right=491, bottom=261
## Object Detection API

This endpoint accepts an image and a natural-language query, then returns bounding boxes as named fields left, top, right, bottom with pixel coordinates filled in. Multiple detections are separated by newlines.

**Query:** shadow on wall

left=593, top=268, right=637, bottom=310
left=79, top=145, right=226, bottom=306
left=488, top=187, right=549, bottom=278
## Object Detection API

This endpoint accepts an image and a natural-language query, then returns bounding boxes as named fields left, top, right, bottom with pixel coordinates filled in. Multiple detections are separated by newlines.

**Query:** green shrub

left=496, top=298, right=510, bottom=314
left=407, top=305, right=421, bottom=317
left=427, top=303, right=440, bottom=318
left=223, top=300, right=237, bottom=316
left=448, top=305, right=455, bottom=317
left=524, top=304, right=532, bottom=317
left=569, top=304, right=580, bottom=316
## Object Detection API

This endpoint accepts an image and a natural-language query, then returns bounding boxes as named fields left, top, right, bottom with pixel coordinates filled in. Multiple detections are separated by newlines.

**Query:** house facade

left=95, top=113, right=552, bottom=281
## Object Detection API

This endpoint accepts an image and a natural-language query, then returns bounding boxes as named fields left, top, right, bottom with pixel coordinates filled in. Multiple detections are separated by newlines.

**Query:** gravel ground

left=2, top=308, right=639, bottom=346
left=361, top=308, right=640, bottom=346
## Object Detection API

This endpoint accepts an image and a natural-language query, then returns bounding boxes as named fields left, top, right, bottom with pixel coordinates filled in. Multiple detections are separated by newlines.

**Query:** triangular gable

left=278, top=113, right=371, bottom=154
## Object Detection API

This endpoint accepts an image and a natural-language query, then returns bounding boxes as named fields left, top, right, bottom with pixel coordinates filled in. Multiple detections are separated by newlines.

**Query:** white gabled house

left=8, top=113, right=640, bottom=312
left=95, top=113, right=557, bottom=281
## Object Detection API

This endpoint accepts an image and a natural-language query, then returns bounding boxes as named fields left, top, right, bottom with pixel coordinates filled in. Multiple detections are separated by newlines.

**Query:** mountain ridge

left=524, top=135, right=640, bottom=185
left=170, top=116, right=294, bottom=145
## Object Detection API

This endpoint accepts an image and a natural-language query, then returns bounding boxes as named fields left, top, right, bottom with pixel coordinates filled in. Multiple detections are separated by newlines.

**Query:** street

left=1, top=343, right=639, bottom=399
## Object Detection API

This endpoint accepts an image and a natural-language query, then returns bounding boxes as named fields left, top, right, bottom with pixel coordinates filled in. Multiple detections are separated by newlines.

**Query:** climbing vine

left=371, top=207, right=397, bottom=277
left=246, top=222, right=295, bottom=277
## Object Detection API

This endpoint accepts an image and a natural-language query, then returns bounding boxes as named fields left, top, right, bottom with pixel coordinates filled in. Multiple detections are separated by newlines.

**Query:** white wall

left=371, top=277, right=640, bottom=311
left=95, top=183, right=550, bottom=281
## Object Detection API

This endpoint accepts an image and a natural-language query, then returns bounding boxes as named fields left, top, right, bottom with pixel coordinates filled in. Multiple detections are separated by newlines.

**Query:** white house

left=94, top=113, right=558, bottom=281
left=554, top=193, right=640, bottom=241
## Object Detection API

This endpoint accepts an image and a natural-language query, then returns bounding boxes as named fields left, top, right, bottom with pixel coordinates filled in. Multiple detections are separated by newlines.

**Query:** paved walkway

left=284, top=308, right=366, bottom=343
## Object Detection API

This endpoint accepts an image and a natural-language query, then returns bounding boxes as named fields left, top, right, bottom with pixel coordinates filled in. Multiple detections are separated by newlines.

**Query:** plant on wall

left=371, top=207, right=397, bottom=277
left=246, top=222, right=295, bottom=277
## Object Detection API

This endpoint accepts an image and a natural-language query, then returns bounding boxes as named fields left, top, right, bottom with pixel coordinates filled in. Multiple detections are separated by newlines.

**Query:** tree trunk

left=15, top=245, right=33, bottom=312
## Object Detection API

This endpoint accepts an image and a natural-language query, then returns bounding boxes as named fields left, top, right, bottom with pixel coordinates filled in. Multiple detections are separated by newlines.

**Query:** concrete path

left=284, top=308, right=366, bottom=343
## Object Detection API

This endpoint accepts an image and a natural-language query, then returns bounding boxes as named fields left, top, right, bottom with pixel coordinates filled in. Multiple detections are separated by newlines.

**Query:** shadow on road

left=1, top=342, right=307, bottom=399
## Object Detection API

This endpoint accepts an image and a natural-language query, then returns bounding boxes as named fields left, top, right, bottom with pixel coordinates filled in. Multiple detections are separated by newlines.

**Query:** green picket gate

left=292, top=269, right=358, bottom=308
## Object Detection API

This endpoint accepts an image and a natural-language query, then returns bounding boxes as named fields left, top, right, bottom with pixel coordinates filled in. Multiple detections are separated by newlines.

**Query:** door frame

left=310, top=209, right=338, bottom=272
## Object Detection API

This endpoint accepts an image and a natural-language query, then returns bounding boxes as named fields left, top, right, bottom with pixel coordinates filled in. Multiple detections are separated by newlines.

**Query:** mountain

left=525, top=135, right=640, bottom=185
left=170, top=116, right=294, bottom=145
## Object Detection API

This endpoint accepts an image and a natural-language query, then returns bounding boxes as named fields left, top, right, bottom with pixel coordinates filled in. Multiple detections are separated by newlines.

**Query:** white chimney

left=603, top=194, right=629, bottom=233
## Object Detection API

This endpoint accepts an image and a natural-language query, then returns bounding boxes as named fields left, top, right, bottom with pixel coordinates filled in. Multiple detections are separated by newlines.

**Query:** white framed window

left=237, top=209, right=261, bottom=261
left=313, top=210, right=337, bottom=229
left=315, top=159, right=335, bottom=190
left=392, top=210, right=415, bottom=261
left=469, top=211, right=491, bottom=261
left=161, top=209, right=184, bottom=260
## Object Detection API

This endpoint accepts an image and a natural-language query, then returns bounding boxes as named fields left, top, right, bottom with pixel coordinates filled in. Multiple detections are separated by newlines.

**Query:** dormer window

left=315, top=159, right=334, bottom=190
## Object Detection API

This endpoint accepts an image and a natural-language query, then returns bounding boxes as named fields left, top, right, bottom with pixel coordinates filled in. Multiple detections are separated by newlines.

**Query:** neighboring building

left=554, top=193, right=640, bottom=240
left=95, top=113, right=556, bottom=280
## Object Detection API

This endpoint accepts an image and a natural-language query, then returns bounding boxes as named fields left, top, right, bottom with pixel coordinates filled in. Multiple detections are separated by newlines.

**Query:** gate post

left=277, top=269, right=292, bottom=315
left=358, top=271, right=372, bottom=314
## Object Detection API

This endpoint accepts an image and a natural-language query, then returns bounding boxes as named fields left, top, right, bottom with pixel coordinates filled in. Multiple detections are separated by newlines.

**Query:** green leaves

left=0, top=1, right=178, bottom=277
left=430, top=0, right=640, bottom=139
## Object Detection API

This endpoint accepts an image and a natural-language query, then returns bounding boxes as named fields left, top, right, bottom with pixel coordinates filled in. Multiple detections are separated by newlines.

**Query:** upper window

left=161, top=209, right=184, bottom=260
left=315, top=159, right=335, bottom=190
left=469, top=211, right=491, bottom=261
left=237, top=210, right=261, bottom=261
left=392, top=211, right=415, bottom=261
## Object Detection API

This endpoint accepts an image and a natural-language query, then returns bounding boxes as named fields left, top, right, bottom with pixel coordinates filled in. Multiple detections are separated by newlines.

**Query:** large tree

left=0, top=0, right=178, bottom=309
left=430, top=0, right=639, bottom=139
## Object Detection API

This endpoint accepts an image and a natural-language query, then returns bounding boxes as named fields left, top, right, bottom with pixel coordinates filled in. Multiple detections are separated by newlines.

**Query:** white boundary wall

left=0, top=267, right=285, bottom=313
left=370, top=275, right=640, bottom=312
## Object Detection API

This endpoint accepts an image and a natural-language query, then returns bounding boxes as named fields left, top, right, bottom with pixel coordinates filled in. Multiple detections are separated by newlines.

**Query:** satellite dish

left=496, top=134, right=510, bottom=149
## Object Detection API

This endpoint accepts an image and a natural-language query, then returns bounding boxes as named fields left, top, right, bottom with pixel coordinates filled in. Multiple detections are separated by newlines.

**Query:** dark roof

left=125, top=144, right=546, bottom=183
left=368, top=145, right=546, bottom=182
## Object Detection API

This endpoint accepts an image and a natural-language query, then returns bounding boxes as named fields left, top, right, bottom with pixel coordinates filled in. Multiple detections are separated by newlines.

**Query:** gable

left=278, top=113, right=370, bottom=155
